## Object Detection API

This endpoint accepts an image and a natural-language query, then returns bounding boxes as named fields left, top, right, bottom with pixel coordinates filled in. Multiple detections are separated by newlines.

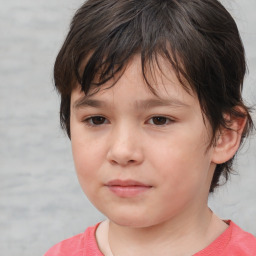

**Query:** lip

left=105, top=179, right=152, bottom=197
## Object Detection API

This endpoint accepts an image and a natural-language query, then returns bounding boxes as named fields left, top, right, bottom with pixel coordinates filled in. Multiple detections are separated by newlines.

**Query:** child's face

left=70, top=55, right=217, bottom=228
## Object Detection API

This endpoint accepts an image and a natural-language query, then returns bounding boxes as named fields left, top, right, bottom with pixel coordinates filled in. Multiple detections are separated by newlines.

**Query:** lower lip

left=107, top=185, right=152, bottom=197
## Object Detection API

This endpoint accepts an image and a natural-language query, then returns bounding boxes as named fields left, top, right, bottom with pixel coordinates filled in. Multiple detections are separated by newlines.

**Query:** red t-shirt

left=44, top=221, right=256, bottom=256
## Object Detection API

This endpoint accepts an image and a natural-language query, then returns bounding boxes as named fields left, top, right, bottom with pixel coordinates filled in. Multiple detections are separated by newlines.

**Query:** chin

left=105, top=210, right=162, bottom=228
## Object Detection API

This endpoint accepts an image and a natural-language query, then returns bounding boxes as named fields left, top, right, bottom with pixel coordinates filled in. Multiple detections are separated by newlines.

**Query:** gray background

left=0, top=0, right=255, bottom=255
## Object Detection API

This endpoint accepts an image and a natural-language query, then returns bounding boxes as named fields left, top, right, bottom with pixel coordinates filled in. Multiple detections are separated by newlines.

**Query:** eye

left=148, top=116, right=173, bottom=126
left=83, top=116, right=108, bottom=126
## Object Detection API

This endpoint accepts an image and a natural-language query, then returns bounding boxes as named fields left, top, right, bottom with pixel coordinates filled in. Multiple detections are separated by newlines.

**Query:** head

left=54, top=0, right=253, bottom=194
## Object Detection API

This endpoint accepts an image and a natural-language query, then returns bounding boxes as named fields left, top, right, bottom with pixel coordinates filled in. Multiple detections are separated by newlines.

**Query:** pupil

left=92, top=116, right=105, bottom=125
left=153, top=117, right=166, bottom=125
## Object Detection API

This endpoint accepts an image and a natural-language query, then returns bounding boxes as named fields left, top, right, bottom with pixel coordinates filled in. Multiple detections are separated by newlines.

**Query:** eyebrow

left=73, top=96, right=189, bottom=110
left=73, top=97, right=105, bottom=109
left=135, top=98, right=189, bottom=109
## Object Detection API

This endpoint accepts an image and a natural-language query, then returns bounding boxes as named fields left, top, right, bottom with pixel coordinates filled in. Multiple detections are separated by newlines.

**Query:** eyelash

left=83, top=116, right=109, bottom=127
left=147, top=116, right=174, bottom=126
left=82, top=115, right=175, bottom=127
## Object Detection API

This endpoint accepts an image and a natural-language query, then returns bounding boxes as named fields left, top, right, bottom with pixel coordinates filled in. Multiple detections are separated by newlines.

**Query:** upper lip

left=106, top=179, right=152, bottom=187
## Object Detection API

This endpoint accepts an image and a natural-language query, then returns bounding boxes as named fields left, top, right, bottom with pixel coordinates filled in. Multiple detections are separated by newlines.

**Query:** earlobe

left=211, top=112, right=247, bottom=164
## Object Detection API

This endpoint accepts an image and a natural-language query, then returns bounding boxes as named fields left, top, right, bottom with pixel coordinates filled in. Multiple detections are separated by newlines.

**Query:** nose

left=106, top=124, right=144, bottom=166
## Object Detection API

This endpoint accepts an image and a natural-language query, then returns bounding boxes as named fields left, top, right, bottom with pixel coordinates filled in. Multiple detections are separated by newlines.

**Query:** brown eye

left=151, top=116, right=168, bottom=125
left=91, top=116, right=106, bottom=125
left=84, top=116, right=108, bottom=126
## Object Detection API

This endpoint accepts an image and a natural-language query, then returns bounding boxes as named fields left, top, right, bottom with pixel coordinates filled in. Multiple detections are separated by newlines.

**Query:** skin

left=69, top=55, right=242, bottom=255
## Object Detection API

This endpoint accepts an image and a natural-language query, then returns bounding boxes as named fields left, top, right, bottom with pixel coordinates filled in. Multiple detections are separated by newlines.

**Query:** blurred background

left=0, top=0, right=255, bottom=255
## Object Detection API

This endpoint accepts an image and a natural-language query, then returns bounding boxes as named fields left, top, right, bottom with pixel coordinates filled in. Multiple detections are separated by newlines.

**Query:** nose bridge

left=107, top=121, right=143, bottom=166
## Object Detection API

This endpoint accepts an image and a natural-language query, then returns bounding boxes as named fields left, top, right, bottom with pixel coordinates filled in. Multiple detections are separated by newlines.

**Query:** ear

left=211, top=109, right=247, bottom=164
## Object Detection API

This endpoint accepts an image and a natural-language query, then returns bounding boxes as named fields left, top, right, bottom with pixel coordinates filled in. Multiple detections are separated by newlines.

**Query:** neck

left=108, top=207, right=227, bottom=256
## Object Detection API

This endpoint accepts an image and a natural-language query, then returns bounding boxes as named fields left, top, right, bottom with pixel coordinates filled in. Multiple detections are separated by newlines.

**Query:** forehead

left=72, top=55, right=198, bottom=110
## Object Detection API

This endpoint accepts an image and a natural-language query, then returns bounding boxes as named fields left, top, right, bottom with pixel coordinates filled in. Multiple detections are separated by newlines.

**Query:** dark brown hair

left=54, top=0, right=253, bottom=192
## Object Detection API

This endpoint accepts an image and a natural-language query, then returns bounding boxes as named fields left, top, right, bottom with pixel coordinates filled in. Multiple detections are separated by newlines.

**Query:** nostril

left=110, top=159, right=135, bottom=166
left=110, top=159, right=119, bottom=165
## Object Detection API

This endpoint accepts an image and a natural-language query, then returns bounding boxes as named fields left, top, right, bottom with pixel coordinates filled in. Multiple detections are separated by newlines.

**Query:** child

left=45, top=0, right=256, bottom=255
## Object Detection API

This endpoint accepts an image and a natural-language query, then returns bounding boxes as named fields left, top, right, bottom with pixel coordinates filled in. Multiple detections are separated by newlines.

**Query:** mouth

left=105, top=179, right=152, bottom=197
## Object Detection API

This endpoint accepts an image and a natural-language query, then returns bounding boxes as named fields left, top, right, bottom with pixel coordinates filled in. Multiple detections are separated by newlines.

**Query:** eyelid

left=81, top=114, right=176, bottom=127
left=82, top=115, right=109, bottom=127
left=146, top=115, right=175, bottom=126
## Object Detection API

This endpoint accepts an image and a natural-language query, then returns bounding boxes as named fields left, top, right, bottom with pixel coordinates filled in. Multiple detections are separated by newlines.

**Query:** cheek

left=71, top=133, right=110, bottom=211
left=149, top=130, right=212, bottom=188
left=71, top=128, right=104, bottom=187
left=71, top=120, right=103, bottom=165
left=72, top=141, right=102, bottom=175
left=71, top=141, right=104, bottom=206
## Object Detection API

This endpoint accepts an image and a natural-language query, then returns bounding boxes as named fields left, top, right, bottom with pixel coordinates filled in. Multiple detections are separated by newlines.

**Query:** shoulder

left=44, top=223, right=103, bottom=256
left=226, top=221, right=256, bottom=255
left=195, top=220, right=256, bottom=256
left=44, top=233, right=85, bottom=256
